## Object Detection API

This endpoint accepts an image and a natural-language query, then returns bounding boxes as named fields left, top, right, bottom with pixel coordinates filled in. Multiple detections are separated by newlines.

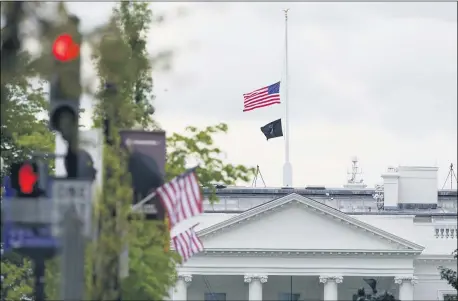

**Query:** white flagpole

left=282, top=8, right=293, bottom=187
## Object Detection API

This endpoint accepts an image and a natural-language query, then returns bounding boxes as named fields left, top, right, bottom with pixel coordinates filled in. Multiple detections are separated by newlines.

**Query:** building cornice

left=415, top=254, right=457, bottom=263
left=196, top=248, right=422, bottom=257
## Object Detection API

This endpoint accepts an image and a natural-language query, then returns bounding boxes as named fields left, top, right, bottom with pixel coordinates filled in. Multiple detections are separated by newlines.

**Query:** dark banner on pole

left=119, top=130, right=166, bottom=220
left=119, top=130, right=166, bottom=176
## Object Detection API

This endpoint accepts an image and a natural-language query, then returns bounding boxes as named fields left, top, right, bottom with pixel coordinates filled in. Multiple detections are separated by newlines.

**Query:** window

left=444, top=294, right=457, bottom=301
left=204, top=292, right=226, bottom=301
left=438, top=290, right=457, bottom=301
left=278, top=293, right=300, bottom=301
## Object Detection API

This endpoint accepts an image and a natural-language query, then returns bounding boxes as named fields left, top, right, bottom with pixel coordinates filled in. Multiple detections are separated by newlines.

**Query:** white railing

left=203, top=196, right=456, bottom=213
left=372, top=184, right=385, bottom=211
left=434, top=225, right=457, bottom=239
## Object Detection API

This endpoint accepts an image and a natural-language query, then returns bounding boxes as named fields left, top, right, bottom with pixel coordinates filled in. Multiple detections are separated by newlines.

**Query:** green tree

left=1, top=3, right=55, bottom=299
left=1, top=4, right=78, bottom=300
left=91, top=3, right=255, bottom=300
left=0, top=52, right=55, bottom=178
left=2, top=2, right=255, bottom=300
left=166, top=123, right=256, bottom=202
left=0, top=258, right=33, bottom=301
left=89, top=3, right=172, bottom=300
left=439, top=249, right=458, bottom=300
left=0, top=52, right=55, bottom=300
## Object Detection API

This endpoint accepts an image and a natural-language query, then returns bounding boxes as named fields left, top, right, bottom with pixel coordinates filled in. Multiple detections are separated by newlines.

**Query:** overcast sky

left=66, top=2, right=457, bottom=188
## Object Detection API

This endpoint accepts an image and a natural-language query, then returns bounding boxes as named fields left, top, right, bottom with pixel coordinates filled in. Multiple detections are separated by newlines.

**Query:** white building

left=171, top=164, right=457, bottom=301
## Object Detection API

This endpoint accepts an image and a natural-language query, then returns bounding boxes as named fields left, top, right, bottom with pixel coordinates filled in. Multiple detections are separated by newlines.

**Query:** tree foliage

left=90, top=3, right=174, bottom=300
left=166, top=123, right=256, bottom=202
left=0, top=258, right=33, bottom=301
left=2, top=2, right=256, bottom=300
left=91, top=3, right=256, bottom=300
left=1, top=39, right=55, bottom=301
left=0, top=52, right=54, bottom=179
left=439, top=249, right=458, bottom=293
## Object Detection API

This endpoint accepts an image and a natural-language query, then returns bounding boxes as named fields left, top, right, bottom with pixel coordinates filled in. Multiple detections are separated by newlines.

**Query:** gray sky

left=66, top=2, right=457, bottom=188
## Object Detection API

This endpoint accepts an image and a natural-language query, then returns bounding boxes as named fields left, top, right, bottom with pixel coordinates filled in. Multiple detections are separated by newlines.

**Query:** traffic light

left=64, top=149, right=96, bottom=180
left=49, top=15, right=81, bottom=142
left=9, top=161, right=47, bottom=198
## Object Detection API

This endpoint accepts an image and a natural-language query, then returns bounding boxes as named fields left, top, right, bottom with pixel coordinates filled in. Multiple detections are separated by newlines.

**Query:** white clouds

left=65, top=2, right=457, bottom=188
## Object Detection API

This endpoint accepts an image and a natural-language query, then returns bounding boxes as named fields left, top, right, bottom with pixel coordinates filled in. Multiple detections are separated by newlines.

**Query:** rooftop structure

left=202, top=163, right=458, bottom=216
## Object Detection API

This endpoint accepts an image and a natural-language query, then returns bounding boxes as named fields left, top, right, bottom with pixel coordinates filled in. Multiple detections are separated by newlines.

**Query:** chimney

left=381, top=167, right=400, bottom=210
left=397, top=166, right=438, bottom=209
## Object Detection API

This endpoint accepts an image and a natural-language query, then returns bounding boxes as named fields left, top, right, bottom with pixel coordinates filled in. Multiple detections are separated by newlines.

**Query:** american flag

left=243, top=82, right=281, bottom=112
left=157, top=167, right=203, bottom=229
left=172, top=225, right=204, bottom=262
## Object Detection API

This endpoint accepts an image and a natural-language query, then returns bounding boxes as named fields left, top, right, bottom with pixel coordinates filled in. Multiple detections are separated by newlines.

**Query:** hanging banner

left=119, top=130, right=166, bottom=220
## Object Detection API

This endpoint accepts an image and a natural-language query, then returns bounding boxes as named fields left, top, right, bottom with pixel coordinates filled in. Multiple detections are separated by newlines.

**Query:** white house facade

left=169, top=165, right=457, bottom=301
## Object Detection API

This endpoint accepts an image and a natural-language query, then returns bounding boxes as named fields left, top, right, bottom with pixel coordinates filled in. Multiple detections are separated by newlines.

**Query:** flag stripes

left=172, top=225, right=204, bottom=262
left=157, top=167, right=205, bottom=262
left=157, top=167, right=203, bottom=229
left=243, top=82, right=281, bottom=112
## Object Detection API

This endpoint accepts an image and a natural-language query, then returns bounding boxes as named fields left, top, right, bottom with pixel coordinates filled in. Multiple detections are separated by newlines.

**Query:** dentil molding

left=394, top=276, right=418, bottom=285
left=319, top=275, right=344, bottom=284
left=244, top=274, right=268, bottom=284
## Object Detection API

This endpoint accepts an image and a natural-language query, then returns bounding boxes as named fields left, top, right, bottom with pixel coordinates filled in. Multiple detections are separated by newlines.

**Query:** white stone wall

left=414, top=261, right=457, bottom=301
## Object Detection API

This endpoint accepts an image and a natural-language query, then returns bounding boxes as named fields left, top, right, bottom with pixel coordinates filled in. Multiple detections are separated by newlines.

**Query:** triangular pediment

left=198, top=193, right=424, bottom=252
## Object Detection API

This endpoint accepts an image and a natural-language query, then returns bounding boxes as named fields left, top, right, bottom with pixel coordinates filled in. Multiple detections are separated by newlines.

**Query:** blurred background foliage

left=1, top=2, right=254, bottom=300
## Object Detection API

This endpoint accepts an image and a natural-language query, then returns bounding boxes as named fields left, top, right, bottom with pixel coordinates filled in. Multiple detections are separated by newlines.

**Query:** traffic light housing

left=49, top=15, right=81, bottom=140
left=64, top=149, right=96, bottom=180
left=9, top=161, right=47, bottom=198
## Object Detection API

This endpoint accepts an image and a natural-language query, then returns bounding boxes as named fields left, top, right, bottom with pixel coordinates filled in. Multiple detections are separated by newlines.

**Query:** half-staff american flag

left=157, top=166, right=203, bottom=229
left=243, top=81, right=281, bottom=112
left=172, top=225, right=204, bottom=262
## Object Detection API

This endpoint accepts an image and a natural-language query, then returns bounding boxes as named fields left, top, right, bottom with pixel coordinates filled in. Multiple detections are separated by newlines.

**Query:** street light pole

left=33, top=259, right=46, bottom=301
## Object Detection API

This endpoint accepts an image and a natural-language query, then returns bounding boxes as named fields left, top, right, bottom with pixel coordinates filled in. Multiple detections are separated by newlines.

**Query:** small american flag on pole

left=243, top=82, right=281, bottom=112
left=172, top=225, right=204, bottom=262
left=157, top=167, right=203, bottom=229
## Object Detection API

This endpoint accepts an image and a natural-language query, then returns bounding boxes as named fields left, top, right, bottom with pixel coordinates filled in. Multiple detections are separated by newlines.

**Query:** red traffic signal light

left=18, top=163, right=38, bottom=194
left=52, top=34, right=80, bottom=62
left=10, top=161, right=43, bottom=197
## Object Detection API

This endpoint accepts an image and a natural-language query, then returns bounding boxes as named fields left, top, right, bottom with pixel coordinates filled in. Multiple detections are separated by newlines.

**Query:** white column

left=394, top=276, right=417, bottom=301
left=319, top=276, right=343, bottom=301
left=244, top=274, right=268, bottom=301
left=173, top=274, right=192, bottom=301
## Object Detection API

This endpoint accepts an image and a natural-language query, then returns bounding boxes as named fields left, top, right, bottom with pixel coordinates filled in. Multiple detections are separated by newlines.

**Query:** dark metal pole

left=33, top=258, right=46, bottom=301
left=290, top=275, right=293, bottom=301
left=114, top=272, right=121, bottom=301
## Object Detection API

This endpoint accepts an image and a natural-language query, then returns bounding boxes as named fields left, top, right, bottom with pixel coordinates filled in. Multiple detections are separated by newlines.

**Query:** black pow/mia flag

left=260, top=118, right=283, bottom=140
